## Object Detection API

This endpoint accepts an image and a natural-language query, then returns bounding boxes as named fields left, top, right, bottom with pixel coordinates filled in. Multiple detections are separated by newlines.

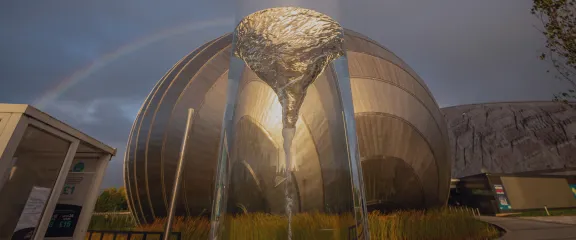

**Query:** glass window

left=0, top=125, right=71, bottom=239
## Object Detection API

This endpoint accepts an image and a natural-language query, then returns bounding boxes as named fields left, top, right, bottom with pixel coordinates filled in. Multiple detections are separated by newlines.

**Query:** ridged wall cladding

left=124, top=30, right=451, bottom=224
left=442, top=102, right=576, bottom=178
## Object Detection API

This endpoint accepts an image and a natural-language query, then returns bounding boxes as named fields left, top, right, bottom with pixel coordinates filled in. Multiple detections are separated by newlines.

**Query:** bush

left=94, top=187, right=128, bottom=212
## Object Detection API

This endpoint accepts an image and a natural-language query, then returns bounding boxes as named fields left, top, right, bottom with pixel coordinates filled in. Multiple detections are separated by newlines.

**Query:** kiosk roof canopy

left=0, top=104, right=116, bottom=157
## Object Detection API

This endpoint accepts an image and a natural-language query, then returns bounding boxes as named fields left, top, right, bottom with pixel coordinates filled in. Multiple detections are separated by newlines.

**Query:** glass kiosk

left=0, top=104, right=115, bottom=240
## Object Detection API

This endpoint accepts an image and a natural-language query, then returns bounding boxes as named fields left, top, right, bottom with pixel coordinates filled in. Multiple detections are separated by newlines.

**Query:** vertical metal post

left=163, top=109, right=195, bottom=240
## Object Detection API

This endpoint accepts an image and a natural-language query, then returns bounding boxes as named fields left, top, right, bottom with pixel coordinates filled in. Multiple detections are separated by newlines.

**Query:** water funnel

left=234, top=7, right=344, bottom=128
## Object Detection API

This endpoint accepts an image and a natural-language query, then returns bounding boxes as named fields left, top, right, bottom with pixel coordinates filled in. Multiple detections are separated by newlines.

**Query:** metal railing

left=92, top=212, right=132, bottom=216
left=86, top=230, right=181, bottom=240
left=348, top=224, right=357, bottom=240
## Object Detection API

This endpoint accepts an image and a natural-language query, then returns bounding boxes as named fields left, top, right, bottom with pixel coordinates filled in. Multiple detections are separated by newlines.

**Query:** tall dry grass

left=221, top=212, right=354, bottom=240
left=88, top=207, right=500, bottom=240
left=89, top=214, right=136, bottom=231
left=136, top=217, right=210, bottom=239
left=368, top=209, right=499, bottom=240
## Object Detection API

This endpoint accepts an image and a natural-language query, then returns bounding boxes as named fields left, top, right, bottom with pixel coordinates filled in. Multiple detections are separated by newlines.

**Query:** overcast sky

left=1, top=0, right=570, bottom=188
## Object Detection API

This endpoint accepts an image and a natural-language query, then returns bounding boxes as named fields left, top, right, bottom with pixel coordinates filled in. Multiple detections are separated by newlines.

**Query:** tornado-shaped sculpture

left=211, top=7, right=369, bottom=240
left=234, top=7, right=344, bottom=128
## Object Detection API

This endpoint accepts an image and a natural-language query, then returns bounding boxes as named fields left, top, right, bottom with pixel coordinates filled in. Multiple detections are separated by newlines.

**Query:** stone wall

left=442, top=102, right=576, bottom=178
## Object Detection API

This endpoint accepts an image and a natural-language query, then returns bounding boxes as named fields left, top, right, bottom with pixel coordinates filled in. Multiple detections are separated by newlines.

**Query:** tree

left=94, top=187, right=128, bottom=212
left=531, top=0, right=576, bottom=103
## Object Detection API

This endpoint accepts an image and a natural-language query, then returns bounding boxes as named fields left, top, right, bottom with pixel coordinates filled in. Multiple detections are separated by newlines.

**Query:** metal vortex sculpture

left=233, top=7, right=345, bottom=128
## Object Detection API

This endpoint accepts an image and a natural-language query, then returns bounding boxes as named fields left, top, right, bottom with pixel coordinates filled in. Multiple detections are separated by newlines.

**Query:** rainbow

left=34, top=18, right=234, bottom=109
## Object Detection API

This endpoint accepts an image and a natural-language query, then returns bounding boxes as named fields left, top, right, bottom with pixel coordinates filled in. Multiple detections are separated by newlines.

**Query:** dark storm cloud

left=338, top=0, right=569, bottom=107
left=0, top=0, right=235, bottom=188
left=44, top=98, right=139, bottom=142
left=42, top=98, right=139, bottom=188
left=1, top=0, right=570, bottom=188
left=0, top=0, right=234, bottom=103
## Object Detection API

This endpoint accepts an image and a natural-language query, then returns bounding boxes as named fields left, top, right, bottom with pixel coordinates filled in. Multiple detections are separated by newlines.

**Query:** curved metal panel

left=350, top=78, right=447, bottom=164
left=233, top=80, right=324, bottom=213
left=347, top=52, right=447, bottom=138
left=356, top=113, right=440, bottom=207
left=343, top=29, right=435, bottom=100
left=158, top=46, right=232, bottom=217
left=362, top=157, right=425, bottom=210
left=175, top=72, right=229, bottom=216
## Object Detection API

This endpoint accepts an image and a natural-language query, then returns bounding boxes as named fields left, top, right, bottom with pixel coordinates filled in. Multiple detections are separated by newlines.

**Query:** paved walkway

left=478, top=216, right=576, bottom=240
left=518, top=216, right=576, bottom=225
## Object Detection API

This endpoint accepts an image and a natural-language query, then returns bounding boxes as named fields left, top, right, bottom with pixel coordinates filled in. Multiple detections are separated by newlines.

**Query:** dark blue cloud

left=0, top=0, right=571, bottom=188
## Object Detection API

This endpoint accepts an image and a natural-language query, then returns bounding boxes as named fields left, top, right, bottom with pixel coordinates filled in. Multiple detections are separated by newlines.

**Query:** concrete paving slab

left=518, top=216, right=576, bottom=225
left=477, top=216, right=576, bottom=240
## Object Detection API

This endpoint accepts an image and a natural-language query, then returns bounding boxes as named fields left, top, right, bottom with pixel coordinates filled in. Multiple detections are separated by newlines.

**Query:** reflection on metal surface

left=234, top=7, right=344, bottom=128
left=362, top=156, right=425, bottom=211
left=124, top=30, right=452, bottom=225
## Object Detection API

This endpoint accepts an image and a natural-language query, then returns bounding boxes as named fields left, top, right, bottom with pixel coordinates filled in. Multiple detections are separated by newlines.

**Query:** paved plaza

left=478, top=216, right=576, bottom=240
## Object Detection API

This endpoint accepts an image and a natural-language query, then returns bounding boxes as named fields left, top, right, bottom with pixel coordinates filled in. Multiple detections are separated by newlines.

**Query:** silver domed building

left=124, top=30, right=451, bottom=224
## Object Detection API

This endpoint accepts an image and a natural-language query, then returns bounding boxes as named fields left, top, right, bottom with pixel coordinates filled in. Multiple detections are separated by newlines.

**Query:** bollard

left=544, top=205, right=551, bottom=216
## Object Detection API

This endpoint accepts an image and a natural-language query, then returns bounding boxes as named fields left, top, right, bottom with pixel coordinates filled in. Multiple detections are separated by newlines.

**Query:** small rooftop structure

left=0, top=104, right=115, bottom=240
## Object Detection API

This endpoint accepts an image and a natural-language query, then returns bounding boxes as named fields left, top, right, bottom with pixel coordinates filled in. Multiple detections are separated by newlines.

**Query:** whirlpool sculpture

left=211, top=7, right=368, bottom=239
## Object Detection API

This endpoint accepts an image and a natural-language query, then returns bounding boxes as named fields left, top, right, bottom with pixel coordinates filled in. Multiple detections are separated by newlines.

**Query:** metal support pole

left=163, top=109, right=195, bottom=240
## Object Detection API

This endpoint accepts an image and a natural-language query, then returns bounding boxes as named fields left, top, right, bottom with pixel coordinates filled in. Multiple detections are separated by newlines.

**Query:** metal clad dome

left=124, top=30, right=451, bottom=224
